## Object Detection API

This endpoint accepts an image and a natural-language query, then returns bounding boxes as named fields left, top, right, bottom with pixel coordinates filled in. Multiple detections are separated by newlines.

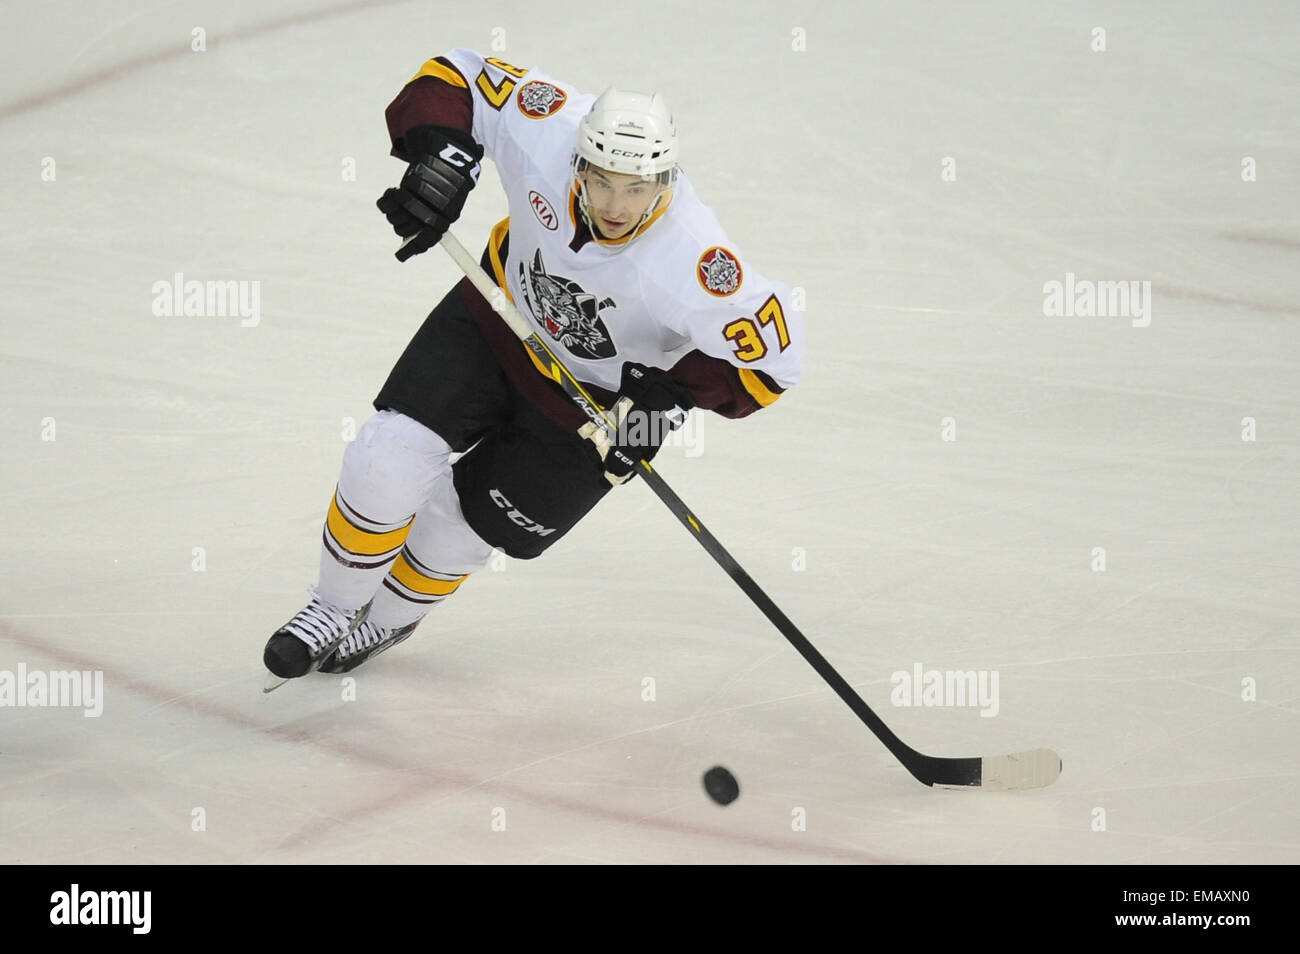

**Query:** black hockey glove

left=597, top=362, right=697, bottom=485
left=377, top=124, right=483, bottom=262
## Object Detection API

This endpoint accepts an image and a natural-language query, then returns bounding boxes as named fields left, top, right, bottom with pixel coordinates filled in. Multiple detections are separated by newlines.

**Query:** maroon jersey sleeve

left=667, top=350, right=785, bottom=420
left=384, top=57, right=475, bottom=160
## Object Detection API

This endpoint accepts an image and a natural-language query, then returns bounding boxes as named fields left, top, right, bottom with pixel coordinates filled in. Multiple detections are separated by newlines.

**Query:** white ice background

left=1, top=0, right=1297, bottom=863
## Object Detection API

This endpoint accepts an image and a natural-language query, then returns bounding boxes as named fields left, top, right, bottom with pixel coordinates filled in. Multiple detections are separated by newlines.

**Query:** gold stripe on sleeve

left=408, top=59, right=469, bottom=88
left=738, top=368, right=782, bottom=408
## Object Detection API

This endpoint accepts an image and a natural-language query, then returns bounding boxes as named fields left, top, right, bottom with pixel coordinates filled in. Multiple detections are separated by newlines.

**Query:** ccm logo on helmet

left=610, top=148, right=646, bottom=158
left=489, top=488, right=556, bottom=536
left=529, top=190, right=558, bottom=230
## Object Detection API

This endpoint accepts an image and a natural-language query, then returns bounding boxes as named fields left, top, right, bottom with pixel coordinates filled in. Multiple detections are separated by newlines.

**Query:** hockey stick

left=434, top=230, right=1061, bottom=790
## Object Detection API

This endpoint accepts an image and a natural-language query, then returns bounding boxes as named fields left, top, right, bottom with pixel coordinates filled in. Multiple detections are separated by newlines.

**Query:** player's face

left=581, top=167, right=662, bottom=239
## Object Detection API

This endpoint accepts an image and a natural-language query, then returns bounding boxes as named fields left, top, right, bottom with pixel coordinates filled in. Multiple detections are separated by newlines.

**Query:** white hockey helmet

left=572, top=87, right=678, bottom=245
left=575, top=87, right=679, bottom=177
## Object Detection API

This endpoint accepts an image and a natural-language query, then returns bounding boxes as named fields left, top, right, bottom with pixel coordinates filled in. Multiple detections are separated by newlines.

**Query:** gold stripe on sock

left=389, top=554, right=468, bottom=596
left=325, top=494, right=413, bottom=557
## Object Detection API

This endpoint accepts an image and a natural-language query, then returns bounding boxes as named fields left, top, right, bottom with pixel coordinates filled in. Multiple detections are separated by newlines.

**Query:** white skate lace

left=282, top=594, right=358, bottom=653
left=334, top=620, right=391, bottom=660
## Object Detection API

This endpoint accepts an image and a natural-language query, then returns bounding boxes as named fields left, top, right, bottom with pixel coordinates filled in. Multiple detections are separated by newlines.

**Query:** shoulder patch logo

left=529, top=190, right=558, bottom=231
left=697, top=246, right=743, bottom=297
left=517, top=81, right=567, bottom=119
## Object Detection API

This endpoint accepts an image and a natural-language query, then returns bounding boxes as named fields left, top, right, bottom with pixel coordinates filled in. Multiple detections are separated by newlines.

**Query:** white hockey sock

left=314, top=410, right=455, bottom=611
left=364, top=468, right=495, bottom=630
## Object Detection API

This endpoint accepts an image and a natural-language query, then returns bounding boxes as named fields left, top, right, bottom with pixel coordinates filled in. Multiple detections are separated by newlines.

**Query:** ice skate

left=263, top=591, right=372, bottom=689
left=318, top=618, right=419, bottom=674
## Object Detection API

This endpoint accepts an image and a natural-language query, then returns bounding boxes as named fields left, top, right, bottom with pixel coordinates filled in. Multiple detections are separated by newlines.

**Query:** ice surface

left=1, top=0, right=1297, bottom=863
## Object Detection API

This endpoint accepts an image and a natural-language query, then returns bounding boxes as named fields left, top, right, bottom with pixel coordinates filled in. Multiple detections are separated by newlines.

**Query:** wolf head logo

left=517, top=81, right=568, bottom=118
left=697, top=246, right=743, bottom=296
left=519, top=250, right=617, bottom=360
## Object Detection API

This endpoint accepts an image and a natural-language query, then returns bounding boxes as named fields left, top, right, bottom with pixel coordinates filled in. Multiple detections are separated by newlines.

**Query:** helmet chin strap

left=572, top=159, right=597, bottom=236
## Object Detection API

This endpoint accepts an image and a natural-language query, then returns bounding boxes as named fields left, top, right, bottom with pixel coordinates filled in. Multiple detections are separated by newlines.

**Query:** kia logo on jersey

left=529, top=190, right=558, bottom=231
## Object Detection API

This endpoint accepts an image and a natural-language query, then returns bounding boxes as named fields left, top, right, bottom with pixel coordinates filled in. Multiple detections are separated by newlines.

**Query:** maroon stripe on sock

left=399, top=546, right=463, bottom=582
left=322, top=528, right=402, bottom=570
left=381, top=578, right=445, bottom=605
left=336, top=487, right=412, bottom=533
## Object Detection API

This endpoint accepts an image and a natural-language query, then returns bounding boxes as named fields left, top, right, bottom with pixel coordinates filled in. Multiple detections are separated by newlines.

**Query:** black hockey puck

left=703, top=766, right=740, bottom=806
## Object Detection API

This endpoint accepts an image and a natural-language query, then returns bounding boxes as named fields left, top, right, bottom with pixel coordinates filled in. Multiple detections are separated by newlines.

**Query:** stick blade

left=951, top=747, right=1062, bottom=791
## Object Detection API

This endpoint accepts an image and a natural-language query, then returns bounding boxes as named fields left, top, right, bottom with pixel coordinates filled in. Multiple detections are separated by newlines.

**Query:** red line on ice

left=0, top=0, right=409, bottom=121
left=1, top=619, right=902, bottom=864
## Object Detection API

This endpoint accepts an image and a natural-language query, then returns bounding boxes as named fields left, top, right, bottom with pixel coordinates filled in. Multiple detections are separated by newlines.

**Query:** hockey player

left=263, top=50, right=805, bottom=680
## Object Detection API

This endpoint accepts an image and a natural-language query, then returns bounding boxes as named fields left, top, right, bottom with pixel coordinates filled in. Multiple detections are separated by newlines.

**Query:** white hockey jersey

left=393, top=49, right=805, bottom=416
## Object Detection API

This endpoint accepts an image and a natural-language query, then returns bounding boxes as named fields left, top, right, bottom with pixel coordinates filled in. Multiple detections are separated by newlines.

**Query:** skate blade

left=262, top=672, right=290, bottom=694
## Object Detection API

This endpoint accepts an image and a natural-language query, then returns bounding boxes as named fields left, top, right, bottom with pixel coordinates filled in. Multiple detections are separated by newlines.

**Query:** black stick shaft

left=635, top=461, right=957, bottom=786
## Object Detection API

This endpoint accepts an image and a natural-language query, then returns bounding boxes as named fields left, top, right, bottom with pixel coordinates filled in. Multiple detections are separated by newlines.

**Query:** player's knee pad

left=338, top=410, right=455, bottom=522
